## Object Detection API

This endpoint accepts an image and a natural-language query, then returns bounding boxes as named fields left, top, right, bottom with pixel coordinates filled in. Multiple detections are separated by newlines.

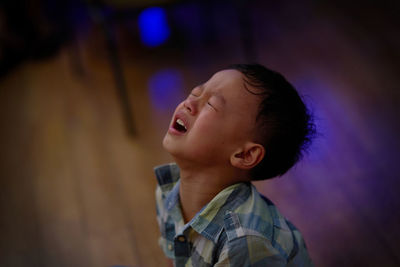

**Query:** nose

left=183, top=97, right=197, bottom=115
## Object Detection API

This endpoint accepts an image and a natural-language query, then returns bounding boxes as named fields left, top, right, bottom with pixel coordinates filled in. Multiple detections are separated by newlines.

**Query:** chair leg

left=68, top=37, right=86, bottom=78
left=92, top=4, right=136, bottom=136
left=100, top=10, right=136, bottom=136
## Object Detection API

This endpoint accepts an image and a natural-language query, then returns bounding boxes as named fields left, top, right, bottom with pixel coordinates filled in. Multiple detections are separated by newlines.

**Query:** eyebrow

left=195, top=83, right=226, bottom=105
left=212, top=91, right=226, bottom=105
left=196, top=83, right=206, bottom=94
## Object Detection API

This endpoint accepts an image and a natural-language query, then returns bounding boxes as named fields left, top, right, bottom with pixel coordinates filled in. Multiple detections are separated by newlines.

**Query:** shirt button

left=167, top=244, right=173, bottom=250
left=177, top=235, right=186, bottom=242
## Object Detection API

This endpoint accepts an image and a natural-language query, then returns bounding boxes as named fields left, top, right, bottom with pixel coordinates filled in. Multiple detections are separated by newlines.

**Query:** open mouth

left=173, top=118, right=187, bottom=133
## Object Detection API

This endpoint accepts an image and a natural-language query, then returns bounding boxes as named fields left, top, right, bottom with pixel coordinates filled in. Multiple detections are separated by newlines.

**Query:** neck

left=176, top=160, right=248, bottom=223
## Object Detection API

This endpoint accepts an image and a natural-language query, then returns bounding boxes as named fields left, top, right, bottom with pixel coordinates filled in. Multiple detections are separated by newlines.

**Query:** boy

left=155, top=64, right=315, bottom=266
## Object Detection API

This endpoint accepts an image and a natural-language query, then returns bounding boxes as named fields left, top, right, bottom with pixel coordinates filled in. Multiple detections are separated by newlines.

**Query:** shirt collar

left=154, top=163, right=181, bottom=194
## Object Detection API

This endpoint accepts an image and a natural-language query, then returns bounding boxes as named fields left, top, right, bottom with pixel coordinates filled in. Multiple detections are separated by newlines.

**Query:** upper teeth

left=177, top=119, right=186, bottom=129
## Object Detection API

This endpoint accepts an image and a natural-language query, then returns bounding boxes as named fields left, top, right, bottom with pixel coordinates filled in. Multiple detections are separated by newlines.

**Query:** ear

left=230, top=142, right=265, bottom=170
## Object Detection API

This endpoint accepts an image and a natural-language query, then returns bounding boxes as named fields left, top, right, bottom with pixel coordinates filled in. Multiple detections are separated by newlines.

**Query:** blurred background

left=0, top=0, right=399, bottom=266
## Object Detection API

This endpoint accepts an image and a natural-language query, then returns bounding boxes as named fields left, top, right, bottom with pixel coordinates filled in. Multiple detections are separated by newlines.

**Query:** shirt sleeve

left=155, top=184, right=164, bottom=227
left=155, top=184, right=171, bottom=258
left=214, top=235, right=287, bottom=267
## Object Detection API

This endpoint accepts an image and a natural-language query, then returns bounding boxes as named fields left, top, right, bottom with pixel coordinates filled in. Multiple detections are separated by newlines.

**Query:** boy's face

left=163, top=70, right=261, bottom=167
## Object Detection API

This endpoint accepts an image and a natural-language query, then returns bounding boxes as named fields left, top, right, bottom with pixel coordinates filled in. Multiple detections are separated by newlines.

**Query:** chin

left=162, top=134, right=190, bottom=162
left=162, top=133, right=178, bottom=155
left=162, top=134, right=170, bottom=151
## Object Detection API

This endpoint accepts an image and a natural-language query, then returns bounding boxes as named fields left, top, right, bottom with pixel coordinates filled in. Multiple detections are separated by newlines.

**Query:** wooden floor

left=0, top=1, right=399, bottom=266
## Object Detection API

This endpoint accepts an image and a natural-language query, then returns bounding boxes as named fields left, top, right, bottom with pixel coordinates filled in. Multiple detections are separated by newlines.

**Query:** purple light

left=148, top=69, right=185, bottom=113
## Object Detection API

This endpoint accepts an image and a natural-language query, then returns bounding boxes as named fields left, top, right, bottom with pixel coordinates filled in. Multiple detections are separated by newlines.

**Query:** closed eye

left=207, top=102, right=217, bottom=110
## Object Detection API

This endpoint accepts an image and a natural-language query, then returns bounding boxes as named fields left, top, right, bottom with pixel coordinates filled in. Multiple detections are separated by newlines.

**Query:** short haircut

left=228, top=64, right=316, bottom=180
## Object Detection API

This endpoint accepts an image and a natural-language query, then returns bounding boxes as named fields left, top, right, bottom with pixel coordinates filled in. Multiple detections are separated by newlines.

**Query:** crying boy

left=155, top=64, right=315, bottom=267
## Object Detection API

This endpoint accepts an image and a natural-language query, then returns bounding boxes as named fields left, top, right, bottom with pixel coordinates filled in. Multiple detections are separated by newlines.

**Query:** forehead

left=206, top=69, right=243, bottom=89
left=205, top=69, right=260, bottom=108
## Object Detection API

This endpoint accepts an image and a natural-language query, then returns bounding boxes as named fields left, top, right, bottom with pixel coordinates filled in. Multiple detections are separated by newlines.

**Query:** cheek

left=191, top=116, right=234, bottom=152
left=193, top=113, right=220, bottom=134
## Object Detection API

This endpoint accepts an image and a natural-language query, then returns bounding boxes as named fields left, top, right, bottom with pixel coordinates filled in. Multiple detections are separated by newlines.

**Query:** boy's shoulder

left=154, top=163, right=310, bottom=263
left=221, top=183, right=299, bottom=256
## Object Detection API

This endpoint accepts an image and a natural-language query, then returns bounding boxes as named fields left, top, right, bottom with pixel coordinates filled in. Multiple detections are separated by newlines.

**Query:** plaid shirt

left=155, top=163, right=313, bottom=267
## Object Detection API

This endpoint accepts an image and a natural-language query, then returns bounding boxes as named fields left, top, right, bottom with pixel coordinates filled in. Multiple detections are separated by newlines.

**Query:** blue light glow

left=148, top=69, right=185, bottom=112
left=138, top=7, right=170, bottom=47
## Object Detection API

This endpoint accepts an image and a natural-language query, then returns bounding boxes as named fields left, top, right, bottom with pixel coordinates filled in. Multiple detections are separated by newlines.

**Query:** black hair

left=228, top=63, right=316, bottom=180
